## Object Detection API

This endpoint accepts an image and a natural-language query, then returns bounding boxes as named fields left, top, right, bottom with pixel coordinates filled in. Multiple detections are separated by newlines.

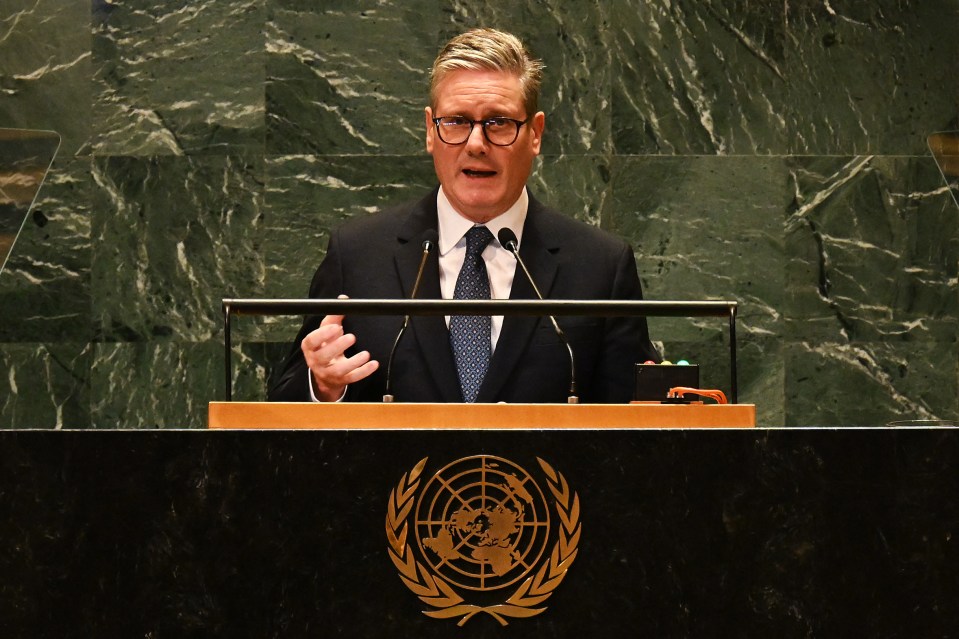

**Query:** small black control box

left=633, top=364, right=700, bottom=401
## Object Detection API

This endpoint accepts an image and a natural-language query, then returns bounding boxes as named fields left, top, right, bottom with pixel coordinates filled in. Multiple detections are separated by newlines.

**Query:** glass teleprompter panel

left=928, top=131, right=959, bottom=212
left=0, top=128, right=60, bottom=274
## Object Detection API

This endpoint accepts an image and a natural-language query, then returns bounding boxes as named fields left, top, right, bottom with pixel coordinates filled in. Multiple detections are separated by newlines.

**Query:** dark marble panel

left=89, top=341, right=221, bottom=428
left=783, top=0, right=959, bottom=155
left=0, top=157, right=93, bottom=342
left=265, top=1, right=438, bottom=155
left=784, top=155, right=958, bottom=343
left=238, top=340, right=292, bottom=401
left=91, top=0, right=265, bottom=156
left=609, top=0, right=958, bottom=156
left=785, top=340, right=958, bottom=427
left=610, top=0, right=789, bottom=155
left=731, top=334, right=784, bottom=425
left=88, top=339, right=281, bottom=427
left=1, top=429, right=957, bottom=636
left=0, top=343, right=90, bottom=429
left=90, top=155, right=264, bottom=342
left=0, top=2, right=92, bottom=156
left=529, top=154, right=611, bottom=227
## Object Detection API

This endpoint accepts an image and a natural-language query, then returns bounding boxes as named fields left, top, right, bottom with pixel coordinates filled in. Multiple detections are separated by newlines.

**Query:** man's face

left=425, top=69, right=545, bottom=223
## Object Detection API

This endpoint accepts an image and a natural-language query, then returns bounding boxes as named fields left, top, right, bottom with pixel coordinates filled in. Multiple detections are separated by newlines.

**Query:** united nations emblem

left=385, top=455, right=581, bottom=626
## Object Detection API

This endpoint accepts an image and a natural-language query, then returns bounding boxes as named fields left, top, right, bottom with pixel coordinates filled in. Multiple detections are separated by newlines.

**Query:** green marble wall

left=1, top=1, right=957, bottom=428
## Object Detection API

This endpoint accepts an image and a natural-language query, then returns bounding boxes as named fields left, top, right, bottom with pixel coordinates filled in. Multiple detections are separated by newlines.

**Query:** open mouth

left=463, top=169, right=496, bottom=178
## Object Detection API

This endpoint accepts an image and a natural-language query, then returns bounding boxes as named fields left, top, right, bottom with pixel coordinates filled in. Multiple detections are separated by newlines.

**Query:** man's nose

left=464, top=122, right=489, bottom=153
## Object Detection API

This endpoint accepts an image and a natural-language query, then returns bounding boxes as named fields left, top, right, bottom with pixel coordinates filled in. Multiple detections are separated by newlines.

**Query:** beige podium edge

left=208, top=402, right=756, bottom=430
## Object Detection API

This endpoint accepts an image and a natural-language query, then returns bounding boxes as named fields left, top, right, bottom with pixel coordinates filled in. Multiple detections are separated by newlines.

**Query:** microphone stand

left=383, top=235, right=435, bottom=402
left=498, top=228, right=579, bottom=404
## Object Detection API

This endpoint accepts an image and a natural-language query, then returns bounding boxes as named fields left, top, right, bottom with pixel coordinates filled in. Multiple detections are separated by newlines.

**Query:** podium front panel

left=2, top=428, right=957, bottom=637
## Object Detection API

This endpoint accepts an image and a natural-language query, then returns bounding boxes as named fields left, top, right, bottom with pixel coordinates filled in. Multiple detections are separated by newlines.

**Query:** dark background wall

left=0, top=1, right=957, bottom=427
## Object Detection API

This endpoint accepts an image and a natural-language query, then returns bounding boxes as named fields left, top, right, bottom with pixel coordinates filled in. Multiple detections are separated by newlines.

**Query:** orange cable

left=668, top=386, right=728, bottom=405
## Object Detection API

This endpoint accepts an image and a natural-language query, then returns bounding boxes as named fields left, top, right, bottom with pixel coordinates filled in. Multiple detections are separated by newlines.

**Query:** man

left=269, top=28, right=658, bottom=404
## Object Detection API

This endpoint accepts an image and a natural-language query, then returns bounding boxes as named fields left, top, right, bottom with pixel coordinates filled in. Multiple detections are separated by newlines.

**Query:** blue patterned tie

left=450, top=226, right=494, bottom=402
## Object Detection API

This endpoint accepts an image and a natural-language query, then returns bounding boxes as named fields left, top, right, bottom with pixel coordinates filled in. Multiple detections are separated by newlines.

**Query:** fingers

left=301, top=308, right=379, bottom=401
left=301, top=322, right=349, bottom=360
left=319, top=310, right=345, bottom=330
left=330, top=351, right=379, bottom=385
left=318, top=293, right=349, bottom=330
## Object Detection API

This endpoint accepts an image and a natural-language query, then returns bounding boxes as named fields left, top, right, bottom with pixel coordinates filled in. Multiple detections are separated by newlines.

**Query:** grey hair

left=430, top=28, right=544, bottom=115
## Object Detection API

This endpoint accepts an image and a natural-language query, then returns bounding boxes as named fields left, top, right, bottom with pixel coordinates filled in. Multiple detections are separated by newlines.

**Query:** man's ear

left=425, top=106, right=435, bottom=153
left=530, top=111, right=545, bottom=155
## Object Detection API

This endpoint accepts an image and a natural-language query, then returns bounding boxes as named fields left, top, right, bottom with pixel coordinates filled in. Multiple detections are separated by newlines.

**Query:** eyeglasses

left=432, top=116, right=529, bottom=146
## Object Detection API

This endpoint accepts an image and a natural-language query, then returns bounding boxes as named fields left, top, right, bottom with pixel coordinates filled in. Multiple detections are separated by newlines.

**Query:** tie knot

left=464, top=226, right=494, bottom=258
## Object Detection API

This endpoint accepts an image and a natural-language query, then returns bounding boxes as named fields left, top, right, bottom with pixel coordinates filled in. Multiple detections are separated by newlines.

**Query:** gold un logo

left=385, top=455, right=581, bottom=626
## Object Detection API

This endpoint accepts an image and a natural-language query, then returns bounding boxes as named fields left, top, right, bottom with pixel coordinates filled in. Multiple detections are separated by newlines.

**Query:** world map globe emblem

left=414, top=455, right=551, bottom=591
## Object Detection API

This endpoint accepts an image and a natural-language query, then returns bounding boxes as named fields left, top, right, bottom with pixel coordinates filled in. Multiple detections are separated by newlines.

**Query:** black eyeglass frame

left=431, top=116, right=530, bottom=146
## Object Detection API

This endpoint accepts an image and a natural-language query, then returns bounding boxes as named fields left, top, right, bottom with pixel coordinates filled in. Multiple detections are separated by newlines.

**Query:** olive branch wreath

left=385, top=456, right=581, bottom=626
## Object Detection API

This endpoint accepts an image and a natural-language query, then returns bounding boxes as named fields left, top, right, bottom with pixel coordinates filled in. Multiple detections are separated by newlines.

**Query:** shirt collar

left=436, top=186, right=528, bottom=255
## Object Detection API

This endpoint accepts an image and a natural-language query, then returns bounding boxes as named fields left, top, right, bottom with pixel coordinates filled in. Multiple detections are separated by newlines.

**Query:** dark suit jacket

left=268, top=188, right=658, bottom=403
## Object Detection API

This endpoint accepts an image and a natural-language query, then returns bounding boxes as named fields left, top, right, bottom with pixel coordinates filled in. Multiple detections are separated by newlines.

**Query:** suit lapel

left=393, top=193, right=462, bottom=402
left=477, top=201, right=559, bottom=402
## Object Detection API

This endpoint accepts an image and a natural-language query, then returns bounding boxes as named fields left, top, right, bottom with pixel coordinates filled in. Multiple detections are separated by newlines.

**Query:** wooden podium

left=208, top=401, right=755, bottom=429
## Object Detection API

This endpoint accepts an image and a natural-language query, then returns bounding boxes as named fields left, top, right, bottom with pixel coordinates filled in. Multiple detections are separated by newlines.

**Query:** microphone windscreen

left=422, top=228, right=438, bottom=251
left=497, top=227, right=518, bottom=250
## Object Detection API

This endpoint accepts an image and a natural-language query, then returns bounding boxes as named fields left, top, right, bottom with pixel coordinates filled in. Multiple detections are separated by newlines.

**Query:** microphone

left=497, top=227, right=579, bottom=404
left=383, top=229, right=437, bottom=402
